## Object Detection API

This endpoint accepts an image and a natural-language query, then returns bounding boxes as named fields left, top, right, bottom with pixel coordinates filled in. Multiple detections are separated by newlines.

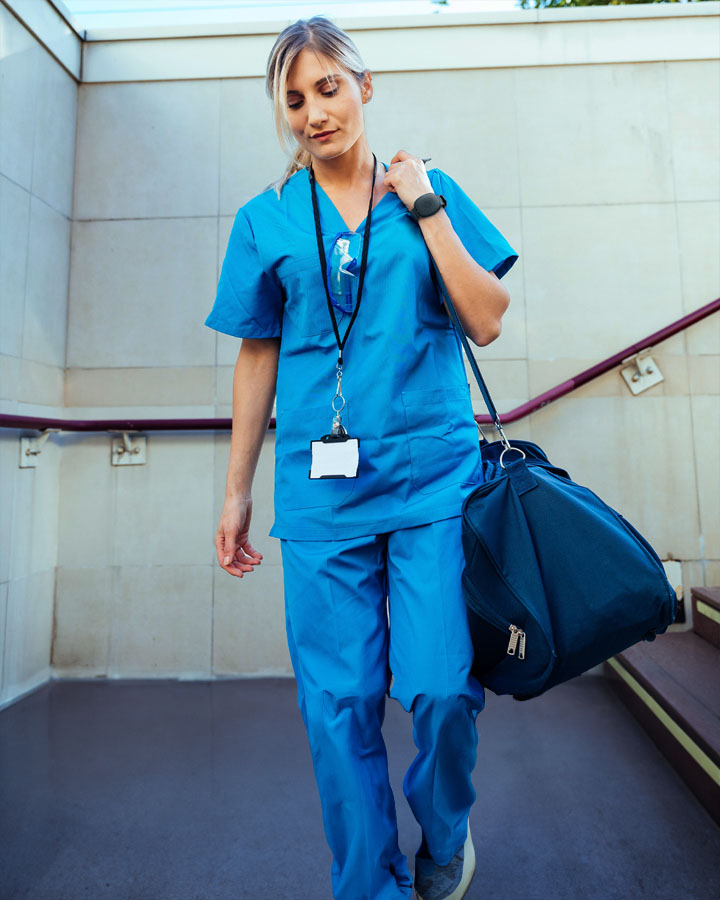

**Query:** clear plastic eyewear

left=327, top=230, right=363, bottom=314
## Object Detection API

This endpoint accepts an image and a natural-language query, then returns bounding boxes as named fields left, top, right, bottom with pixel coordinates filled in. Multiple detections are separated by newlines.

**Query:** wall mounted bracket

left=19, top=428, right=61, bottom=467
left=619, top=349, right=664, bottom=395
left=110, top=431, right=147, bottom=466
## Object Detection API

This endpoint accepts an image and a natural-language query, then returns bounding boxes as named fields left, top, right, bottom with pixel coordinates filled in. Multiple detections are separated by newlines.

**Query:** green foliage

left=519, top=0, right=710, bottom=8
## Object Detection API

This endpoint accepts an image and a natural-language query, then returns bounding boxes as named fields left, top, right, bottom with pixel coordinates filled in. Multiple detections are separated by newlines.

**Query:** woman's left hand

left=384, top=150, right=433, bottom=213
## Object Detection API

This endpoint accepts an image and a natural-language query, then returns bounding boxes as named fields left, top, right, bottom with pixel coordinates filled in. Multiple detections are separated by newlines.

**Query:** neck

left=310, top=135, right=379, bottom=191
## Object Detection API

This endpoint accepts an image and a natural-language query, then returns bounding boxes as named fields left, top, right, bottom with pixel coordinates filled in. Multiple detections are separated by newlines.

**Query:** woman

left=204, top=15, right=518, bottom=900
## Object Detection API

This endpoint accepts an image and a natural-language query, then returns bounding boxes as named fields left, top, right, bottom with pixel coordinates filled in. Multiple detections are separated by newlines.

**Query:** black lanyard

left=308, top=153, right=379, bottom=368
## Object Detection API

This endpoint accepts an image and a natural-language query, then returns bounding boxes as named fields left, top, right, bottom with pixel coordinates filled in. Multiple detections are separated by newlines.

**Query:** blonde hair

left=263, top=15, right=369, bottom=199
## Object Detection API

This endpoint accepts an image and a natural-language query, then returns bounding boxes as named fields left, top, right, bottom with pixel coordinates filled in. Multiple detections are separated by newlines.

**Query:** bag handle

left=428, top=256, right=521, bottom=460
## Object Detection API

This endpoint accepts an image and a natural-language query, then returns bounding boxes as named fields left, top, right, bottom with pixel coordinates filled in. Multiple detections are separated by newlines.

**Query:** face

left=284, top=47, right=371, bottom=160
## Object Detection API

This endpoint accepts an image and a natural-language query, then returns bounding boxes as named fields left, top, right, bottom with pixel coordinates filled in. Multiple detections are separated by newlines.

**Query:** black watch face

left=416, top=193, right=439, bottom=216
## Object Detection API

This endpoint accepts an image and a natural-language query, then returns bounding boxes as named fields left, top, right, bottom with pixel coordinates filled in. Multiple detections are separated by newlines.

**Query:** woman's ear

left=361, top=70, right=373, bottom=103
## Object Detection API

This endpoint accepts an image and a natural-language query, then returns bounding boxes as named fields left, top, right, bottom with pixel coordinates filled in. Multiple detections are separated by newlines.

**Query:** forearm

left=225, top=337, right=280, bottom=500
left=418, top=209, right=510, bottom=346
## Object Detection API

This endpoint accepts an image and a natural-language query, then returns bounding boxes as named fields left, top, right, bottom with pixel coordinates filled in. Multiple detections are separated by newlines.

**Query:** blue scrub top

left=204, top=164, right=518, bottom=541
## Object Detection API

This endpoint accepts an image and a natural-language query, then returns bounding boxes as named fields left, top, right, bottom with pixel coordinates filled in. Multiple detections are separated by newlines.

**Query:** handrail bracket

left=620, top=349, right=664, bottom=395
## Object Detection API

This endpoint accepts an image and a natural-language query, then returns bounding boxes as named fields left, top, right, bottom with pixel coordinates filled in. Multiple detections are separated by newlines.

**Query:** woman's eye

left=288, top=88, right=338, bottom=110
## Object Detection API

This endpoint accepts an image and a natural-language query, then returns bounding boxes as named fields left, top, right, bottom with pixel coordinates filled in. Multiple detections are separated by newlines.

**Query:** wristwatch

left=409, top=192, right=447, bottom=221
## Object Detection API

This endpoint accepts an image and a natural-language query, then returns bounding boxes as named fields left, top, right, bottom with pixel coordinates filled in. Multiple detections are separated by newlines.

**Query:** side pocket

left=402, top=386, right=479, bottom=494
left=274, top=402, right=357, bottom=510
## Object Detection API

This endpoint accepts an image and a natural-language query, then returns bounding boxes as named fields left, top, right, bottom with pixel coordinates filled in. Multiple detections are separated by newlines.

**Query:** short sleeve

left=429, top=168, right=518, bottom=283
left=204, top=206, right=284, bottom=338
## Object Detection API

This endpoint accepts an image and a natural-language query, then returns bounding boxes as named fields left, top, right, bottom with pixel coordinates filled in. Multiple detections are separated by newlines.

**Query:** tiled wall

left=0, top=2, right=78, bottom=705
left=1, top=1, right=718, bottom=701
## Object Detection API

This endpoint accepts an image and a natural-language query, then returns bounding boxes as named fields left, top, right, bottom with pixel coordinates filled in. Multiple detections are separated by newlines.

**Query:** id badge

left=309, top=433, right=360, bottom=479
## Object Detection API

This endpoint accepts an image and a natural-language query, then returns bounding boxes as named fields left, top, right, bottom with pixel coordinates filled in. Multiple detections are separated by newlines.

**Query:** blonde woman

left=205, top=15, right=518, bottom=900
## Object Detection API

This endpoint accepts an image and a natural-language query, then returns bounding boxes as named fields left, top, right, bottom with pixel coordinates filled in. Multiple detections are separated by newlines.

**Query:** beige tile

left=703, top=560, right=720, bottom=587
left=529, top=352, right=689, bottom=399
left=53, top=567, right=113, bottom=674
left=64, top=366, right=216, bottom=407
left=17, top=358, right=64, bottom=407
left=666, top=61, right=720, bottom=203
left=212, top=561, right=290, bottom=676
left=0, top=7, right=39, bottom=191
left=677, top=201, right=720, bottom=356
left=361, top=67, right=519, bottom=209
left=0, top=434, right=16, bottom=583
left=0, top=175, right=30, bottom=357
left=528, top=394, right=700, bottom=561
left=687, top=355, right=720, bottom=396
left=23, top=196, right=71, bottom=368
left=0, top=355, right=64, bottom=407
left=67, top=217, right=217, bottom=368
left=219, top=78, right=290, bottom=217
left=0, top=354, right=21, bottom=404
left=466, top=358, right=529, bottom=413
left=109, top=565, right=212, bottom=677
left=8, top=433, right=61, bottom=581
left=31, top=48, right=77, bottom=219
left=113, top=433, right=215, bottom=567
left=516, top=62, right=673, bottom=206
left=523, top=204, right=683, bottom=361
left=61, top=404, right=215, bottom=420
left=212, top=216, right=247, bottom=367
left=3, top=570, right=54, bottom=694
left=74, top=81, right=220, bottom=220
left=57, top=432, right=116, bottom=569
left=690, top=395, right=719, bottom=560
left=0, top=581, right=6, bottom=698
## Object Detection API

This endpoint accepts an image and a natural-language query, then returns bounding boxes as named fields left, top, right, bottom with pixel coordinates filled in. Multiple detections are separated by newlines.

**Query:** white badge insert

left=310, top=433, right=359, bottom=479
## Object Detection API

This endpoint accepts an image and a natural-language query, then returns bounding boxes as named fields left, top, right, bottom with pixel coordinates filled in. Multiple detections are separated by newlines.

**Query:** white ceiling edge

left=63, top=0, right=720, bottom=42
left=80, top=12, right=720, bottom=84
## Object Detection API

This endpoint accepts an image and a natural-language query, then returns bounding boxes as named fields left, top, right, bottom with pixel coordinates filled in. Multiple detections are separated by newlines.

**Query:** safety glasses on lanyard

left=327, top=230, right=362, bottom=315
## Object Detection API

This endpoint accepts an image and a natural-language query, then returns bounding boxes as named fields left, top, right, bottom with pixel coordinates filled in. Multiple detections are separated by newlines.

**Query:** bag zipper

left=507, top=624, right=526, bottom=660
left=462, top=571, right=530, bottom=662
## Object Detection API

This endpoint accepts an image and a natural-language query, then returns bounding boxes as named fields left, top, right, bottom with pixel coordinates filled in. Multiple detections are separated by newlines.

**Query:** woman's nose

left=306, top=99, right=330, bottom=126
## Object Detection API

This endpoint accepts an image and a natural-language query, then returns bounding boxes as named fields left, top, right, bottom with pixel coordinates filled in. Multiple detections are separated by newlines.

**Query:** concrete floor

left=0, top=674, right=718, bottom=900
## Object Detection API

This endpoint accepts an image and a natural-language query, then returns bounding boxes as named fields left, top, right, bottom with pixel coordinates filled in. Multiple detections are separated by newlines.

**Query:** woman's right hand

left=214, top=495, right=263, bottom=578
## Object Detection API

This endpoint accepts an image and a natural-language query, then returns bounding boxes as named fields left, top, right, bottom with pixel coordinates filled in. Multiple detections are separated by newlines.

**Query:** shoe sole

left=415, top=820, right=476, bottom=900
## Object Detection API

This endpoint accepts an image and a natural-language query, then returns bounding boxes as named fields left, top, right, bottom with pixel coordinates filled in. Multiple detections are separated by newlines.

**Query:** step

left=604, top=629, right=720, bottom=826
left=692, top=586, right=720, bottom=650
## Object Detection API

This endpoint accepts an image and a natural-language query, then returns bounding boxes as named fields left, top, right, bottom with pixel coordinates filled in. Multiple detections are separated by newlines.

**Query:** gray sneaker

left=414, top=820, right=476, bottom=900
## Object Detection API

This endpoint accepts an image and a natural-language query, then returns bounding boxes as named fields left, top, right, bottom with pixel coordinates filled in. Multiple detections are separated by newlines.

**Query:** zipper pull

left=507, top=625, right=519, bottom=655
left=518, top=630, right=526, bottom=660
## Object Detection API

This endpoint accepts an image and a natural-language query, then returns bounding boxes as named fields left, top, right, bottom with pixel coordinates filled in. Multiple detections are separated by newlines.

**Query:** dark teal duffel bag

left=431, top=262, right=678, bottom=702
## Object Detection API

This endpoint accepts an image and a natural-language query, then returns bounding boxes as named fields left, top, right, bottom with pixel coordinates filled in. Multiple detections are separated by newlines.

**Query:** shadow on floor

left=0, top=674, right=718, bottom=900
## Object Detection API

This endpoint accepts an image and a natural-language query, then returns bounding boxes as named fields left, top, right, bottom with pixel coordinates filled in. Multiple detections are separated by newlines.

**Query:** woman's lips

left=313, top=130, right=336, bottom=141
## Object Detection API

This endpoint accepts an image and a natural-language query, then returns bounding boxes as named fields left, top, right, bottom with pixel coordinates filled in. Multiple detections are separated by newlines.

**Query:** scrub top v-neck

left=204, top=163, right=519, bottom=541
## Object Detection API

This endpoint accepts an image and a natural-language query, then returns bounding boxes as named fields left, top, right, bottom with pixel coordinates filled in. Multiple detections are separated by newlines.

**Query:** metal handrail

left=1, top=297, right=717, bottom=433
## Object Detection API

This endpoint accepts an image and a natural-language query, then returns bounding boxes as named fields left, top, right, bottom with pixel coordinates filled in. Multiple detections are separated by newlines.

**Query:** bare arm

left=214, top=336, right=280, bottom=577
left=418, top=209, right=510, bottom=347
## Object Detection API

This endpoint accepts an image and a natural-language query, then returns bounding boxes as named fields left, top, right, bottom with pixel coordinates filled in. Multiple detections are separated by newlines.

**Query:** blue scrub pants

left=279, top=514, right=486, bottom=900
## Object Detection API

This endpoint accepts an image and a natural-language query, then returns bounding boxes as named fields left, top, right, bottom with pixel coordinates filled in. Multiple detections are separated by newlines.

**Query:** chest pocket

left=402, top=386, right=480, bottom=494
left=277, top=254, right=353, bottom=338
left=274, top=402, right=357, bottom=510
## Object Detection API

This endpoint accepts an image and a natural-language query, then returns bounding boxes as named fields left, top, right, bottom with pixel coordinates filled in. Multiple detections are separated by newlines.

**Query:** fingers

left=214, top=530, right=263, bottom=578
left=389, top=149, right=412, bottom=165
